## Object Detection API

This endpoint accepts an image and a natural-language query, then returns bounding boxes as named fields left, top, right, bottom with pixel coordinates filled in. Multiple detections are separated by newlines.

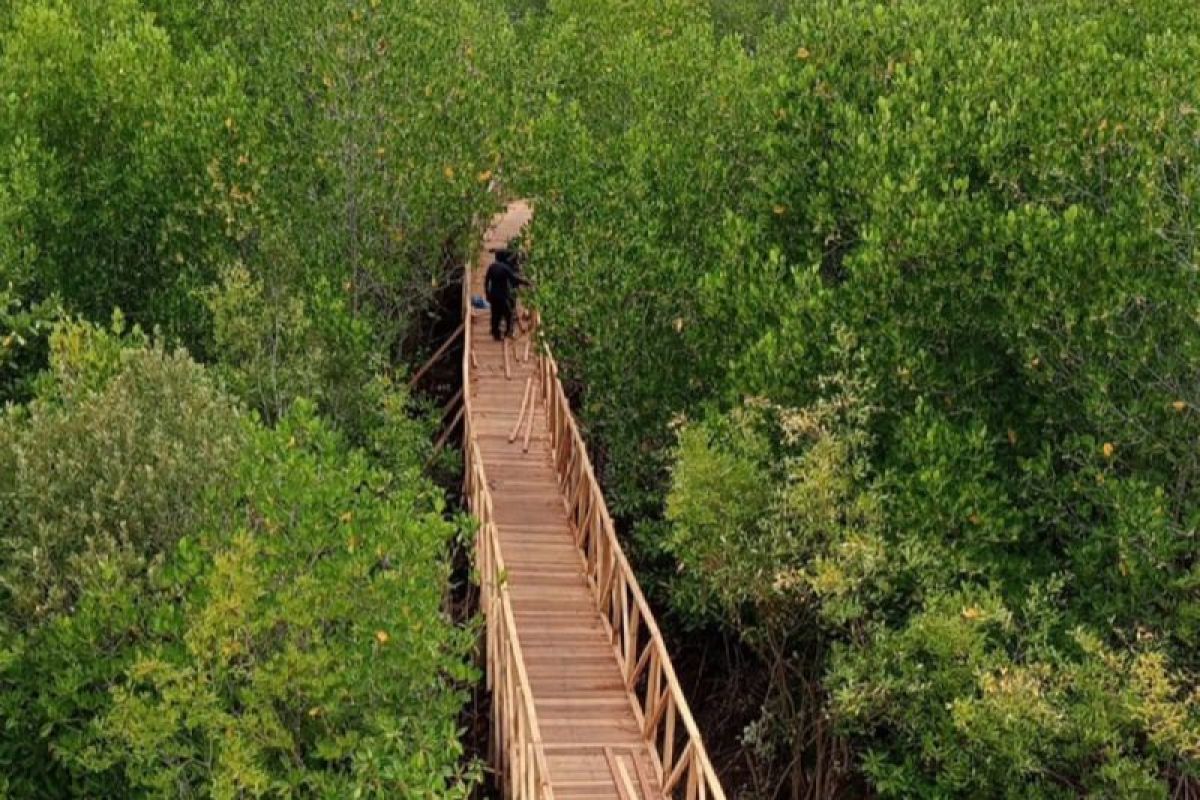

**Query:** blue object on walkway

left=471, top=295, right=490, bottom=310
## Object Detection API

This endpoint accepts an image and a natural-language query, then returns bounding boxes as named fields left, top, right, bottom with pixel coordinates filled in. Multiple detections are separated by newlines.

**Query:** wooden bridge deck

left=462, top=203, right=725, bottom=800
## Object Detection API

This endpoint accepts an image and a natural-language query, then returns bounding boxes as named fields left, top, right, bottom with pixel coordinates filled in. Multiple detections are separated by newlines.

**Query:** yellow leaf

left=1172, top=400, right=1186, bottom=412
left=1102, top=442, right=1115, bottom=459
left=773, top=204, right=787, bottom=216
left=961, top=606, right=983, bottom=621
left=796, top=47, right=811, bottom=60
left=477, top=169, right=493, bottom=183
left=340, top=511, right=353, bottom=524
left=443, top=165, right=456, bottom=181
left=375, top=630, right=389, bottom=645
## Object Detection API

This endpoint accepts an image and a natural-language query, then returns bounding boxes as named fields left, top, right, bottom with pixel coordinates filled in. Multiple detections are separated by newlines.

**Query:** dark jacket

left=493, top=248, right=522, bottom=268
left=484, top=260, right=526, bottom=304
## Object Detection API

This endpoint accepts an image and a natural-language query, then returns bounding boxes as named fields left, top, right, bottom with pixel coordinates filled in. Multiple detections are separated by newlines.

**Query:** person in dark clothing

left=484, top=257, right=528, bottom=341
left=491, top=246, right=531, bottom=332
left=493, top=247, right=526, bottom=271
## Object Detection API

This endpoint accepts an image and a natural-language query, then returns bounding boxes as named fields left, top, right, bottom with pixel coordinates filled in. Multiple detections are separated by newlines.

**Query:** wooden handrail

left=462, top=261, right=555, bottom=800
left=531, top=311, right=727, bottom=800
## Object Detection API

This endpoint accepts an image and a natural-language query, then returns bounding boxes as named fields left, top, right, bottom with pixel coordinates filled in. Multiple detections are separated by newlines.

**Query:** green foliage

left=0, top=320, right=244, bottom=624
left=85, top=402, right=475, bottom=799
left=1, top=0, right=515, bottom=797
left=512, top=0, right=766, bottom=517
left=831, top=598, right=1200, bottom=798
left=708, top=0, right=789, bottom=42
left=0, top=0, right=252, bottom=341
left=2, top=0, right=517, bottom=386
left=667, top=338, right=885, bottom=635
left=0, top=326, right=475, bottom=798
left=204, top=262, right=383, bottom=433
left=180, top=0, right=514, bottom=354
left=0, top=324, right=248, bottom=794
left=515, top=0, right=1200, bottom=795
left=0, top=286, right=61, bottom=404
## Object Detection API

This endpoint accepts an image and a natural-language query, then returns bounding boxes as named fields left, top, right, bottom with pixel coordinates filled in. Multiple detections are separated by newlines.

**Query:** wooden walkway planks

left=464, top=202, right=723, bottom=800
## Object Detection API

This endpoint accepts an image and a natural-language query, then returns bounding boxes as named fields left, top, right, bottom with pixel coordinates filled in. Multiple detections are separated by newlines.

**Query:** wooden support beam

left=409, top=322, right=464, bottom=388
left=432, top=404, right=465, bottom=454
left=441, top=387, right=464, bottom=420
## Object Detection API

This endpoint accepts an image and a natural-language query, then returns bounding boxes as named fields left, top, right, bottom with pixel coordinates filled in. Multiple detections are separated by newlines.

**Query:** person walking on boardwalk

left=484, top=252, right=528, bottom=341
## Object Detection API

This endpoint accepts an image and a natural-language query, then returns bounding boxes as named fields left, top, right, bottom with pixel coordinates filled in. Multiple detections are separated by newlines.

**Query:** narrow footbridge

left=462, top=202, right=726, bottom=800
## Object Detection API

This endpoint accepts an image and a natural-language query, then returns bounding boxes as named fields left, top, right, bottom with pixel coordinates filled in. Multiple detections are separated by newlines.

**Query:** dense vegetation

left=0, top=0, right=512, bottom=795
left=1, top=323, right=473, bottom=796
left=3, top=0, right=1198, bottom=797
left=510, top=0, right=1200, bottom=797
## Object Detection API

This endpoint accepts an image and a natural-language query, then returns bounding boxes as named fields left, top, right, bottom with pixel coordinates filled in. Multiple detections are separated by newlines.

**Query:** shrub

left=515, top=0, right=1200, bottom=794
left=0, top=0, right=252, bottom=342
left=0, top=327, right=475, bottom=797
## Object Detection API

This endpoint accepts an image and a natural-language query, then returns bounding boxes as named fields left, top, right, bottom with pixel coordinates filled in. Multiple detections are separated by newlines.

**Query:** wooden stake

left=522, top=388, right=536, bottom=453
left=503, top=337, right=512, bottom=380
left=509, top=375, right=533, bottom=443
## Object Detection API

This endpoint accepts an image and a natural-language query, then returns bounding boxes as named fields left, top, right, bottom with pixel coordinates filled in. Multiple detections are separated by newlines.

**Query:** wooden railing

left=462, top=271, right=555, bottom=800
left=535, top=328, right=727, bottom=800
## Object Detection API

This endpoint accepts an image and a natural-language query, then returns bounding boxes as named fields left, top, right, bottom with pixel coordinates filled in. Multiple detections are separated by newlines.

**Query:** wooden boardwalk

left=462, top=203, right=725, bottom=800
